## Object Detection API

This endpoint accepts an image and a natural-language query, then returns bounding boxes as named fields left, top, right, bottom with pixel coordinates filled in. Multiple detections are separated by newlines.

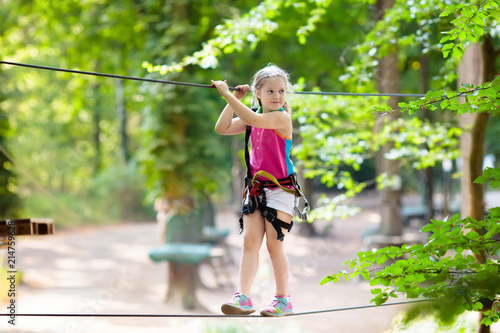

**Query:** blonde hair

left=251, top=64, right=292, bottom=114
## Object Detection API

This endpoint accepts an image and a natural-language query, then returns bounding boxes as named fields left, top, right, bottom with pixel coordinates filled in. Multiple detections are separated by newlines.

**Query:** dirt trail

left=3, top=191, right=477, bottom=333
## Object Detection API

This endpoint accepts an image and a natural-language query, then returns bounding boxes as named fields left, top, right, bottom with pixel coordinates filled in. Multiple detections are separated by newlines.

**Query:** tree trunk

left=458, top=36, right=498, bottom=333
left=419, top=49, right=435, bottom=222
left=162, top=206, right=205, bottom=310
left=115, top=79, right=130, bottom=163
left=92, top=82, right=102, bottom=174
left=374, top=0, right=403, bottom=237
left=458, top=43, right=483, bottom=220
left=166, top=262, right=201, bottom=310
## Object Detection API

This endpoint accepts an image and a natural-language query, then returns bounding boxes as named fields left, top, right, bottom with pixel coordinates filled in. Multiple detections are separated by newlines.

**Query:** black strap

left=261, top=205, right=293, bottom=241
left=243, top=108, right=259, bottom=186
left=244, top=124, right=252, bottom=184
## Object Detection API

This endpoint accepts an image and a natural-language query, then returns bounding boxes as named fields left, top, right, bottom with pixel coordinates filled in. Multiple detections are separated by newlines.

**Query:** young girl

left=211, top=64, right=295, bottom=317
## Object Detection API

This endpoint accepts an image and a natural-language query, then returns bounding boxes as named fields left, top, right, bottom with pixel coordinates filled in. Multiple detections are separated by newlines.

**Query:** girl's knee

left=243, top=232, right=263, bottom=252
left=266, top=236, right=285, bottom=255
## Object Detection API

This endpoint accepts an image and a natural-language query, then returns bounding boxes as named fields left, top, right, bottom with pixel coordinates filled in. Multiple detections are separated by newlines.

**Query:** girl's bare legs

left=265, top=210, right=292, bottom=296
left=239, top=212, right=266, bottom=295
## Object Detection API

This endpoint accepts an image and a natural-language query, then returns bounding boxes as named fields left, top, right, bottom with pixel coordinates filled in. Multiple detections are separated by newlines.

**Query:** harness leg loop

left=262, top=207, right=293, bottom=242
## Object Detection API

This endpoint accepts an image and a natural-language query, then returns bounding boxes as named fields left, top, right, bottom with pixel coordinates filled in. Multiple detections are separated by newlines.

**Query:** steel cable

left=0, top=299, right=434, bottom=318
left=0, top=60, right=425, bottom=97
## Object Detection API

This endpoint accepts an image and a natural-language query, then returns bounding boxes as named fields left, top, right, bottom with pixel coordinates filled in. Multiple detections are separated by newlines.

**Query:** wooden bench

left=0, top=218, right=54, bottom=247
left=401, top=205, right=428, bottom=226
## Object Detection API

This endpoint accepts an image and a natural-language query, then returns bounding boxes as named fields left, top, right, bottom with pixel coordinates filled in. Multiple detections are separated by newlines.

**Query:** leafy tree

left=0, top=0, right=158, bottom=222
left=0, top=70, right=20, bottom=218
left=0, top=1, right=22, bottom=218
left=318, top=1, right=500, bottom=332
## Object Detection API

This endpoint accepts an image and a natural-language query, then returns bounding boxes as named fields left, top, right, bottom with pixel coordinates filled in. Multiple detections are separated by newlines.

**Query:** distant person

left=154, top=197, right=170, bottom=244
left=212, top=64, right=301, bottom=317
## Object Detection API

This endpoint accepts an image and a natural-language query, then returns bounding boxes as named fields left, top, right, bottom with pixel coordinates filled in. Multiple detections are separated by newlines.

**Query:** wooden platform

left=0, top=218, right=55, bottom=236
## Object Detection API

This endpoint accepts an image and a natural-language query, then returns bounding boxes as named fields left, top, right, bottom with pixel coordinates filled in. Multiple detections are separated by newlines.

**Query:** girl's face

left=255, top=76, right=287, bottom=112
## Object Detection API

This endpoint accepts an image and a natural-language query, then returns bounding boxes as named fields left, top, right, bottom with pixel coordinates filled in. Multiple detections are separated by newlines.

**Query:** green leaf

left=461, top=6, right=473, bottom=18
left=439, top=34, right=450, bottom=43
left=372, top=292, right=389, bottom=306
left=475, top=175, right=489, bottom=184
left=442, top=43, right=454, bottom=52
left=440, top=99, right=450, bottom=109
left=465, top=230, right=479, bottom=240
left=458, top=31, right=466, bottom=41
left=360, top=269, right=370, bottom=280
left=443, top=47, right=453, bottom=58
left=360, top=262, right=372, bottom=269
left=439, top=11, right=451, bottom=17
left=452, top=44, right=464, bottom=59
left=319, top=275, right=334, bottom=285
left=377, top=254, right=388, bottom=265
left=297, top=33, right=306, bottom=45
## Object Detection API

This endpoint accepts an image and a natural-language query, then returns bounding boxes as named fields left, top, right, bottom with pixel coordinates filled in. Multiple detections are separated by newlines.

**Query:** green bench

left=149, top=201, right=229, bottom=265
left=148, top=201, right=231, bottom=308
left=148, top=206, right=207, bottom=264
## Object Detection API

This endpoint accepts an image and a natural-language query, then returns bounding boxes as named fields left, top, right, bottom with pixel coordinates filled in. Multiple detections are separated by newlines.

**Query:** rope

left=0, top=60, right=235, bottom=91
left=0, top=60, right=425, bottom=97
left=293, top=91, right=425, bottom=97
left=0, top=299, right=434, bottom=318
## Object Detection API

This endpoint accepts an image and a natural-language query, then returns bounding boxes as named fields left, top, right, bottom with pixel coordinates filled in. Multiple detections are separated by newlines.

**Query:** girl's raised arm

left=212, top=80, right=291, bottom=135
left=214, top=82, right=249, bottom=135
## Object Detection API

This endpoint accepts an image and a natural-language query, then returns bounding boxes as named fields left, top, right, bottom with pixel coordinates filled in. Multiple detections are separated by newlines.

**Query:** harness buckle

left=249, top=182, right=262, bottom=197
left=262, top=209, right=276, bottom=221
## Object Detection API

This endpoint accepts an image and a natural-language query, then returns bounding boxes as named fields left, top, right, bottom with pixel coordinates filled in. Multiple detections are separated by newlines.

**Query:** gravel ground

left=3, top=191, right=499, bottom=333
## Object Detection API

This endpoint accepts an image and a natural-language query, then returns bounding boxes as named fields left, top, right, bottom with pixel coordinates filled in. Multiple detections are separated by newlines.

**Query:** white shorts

left=260, top=187, right=295, bottom=217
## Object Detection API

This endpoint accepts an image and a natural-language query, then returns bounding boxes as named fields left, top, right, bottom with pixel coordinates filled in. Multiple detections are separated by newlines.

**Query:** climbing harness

left=239, top=111, right=310, bottom=241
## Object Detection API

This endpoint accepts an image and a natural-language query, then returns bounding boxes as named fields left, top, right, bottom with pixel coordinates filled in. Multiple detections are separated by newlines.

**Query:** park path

left=4, top=190, right=499, bottom=333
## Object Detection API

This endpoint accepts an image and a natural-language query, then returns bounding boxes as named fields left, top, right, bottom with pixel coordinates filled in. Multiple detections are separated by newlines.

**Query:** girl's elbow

left=214, top=124, right=226, bottom=135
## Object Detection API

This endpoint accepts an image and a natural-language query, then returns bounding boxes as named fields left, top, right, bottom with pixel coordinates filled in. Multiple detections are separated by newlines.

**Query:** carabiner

left=294, top=196, right=310, bottom=222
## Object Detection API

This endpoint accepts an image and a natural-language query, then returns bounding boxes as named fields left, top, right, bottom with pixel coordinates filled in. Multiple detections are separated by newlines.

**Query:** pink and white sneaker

left=260, top=295, right=294, bottom=317
left=221, top=292, right=256, bottom=315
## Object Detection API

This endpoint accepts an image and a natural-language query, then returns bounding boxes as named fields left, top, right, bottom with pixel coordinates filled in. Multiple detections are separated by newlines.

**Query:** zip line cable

left=0, top=60, right=425, bottom=98
left=291, top=91, right=425, bottom=97
left=0, top=60, right=234, bottom=91
left=0, top=299, right=434, bottom=318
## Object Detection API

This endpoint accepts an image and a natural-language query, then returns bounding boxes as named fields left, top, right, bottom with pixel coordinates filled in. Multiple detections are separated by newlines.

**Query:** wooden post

left=166, top=262, right=201, bottom=310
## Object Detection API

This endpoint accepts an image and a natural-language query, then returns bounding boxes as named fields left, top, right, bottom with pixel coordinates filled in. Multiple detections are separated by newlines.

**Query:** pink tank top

left=249, top=108, right=294, bottom=181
